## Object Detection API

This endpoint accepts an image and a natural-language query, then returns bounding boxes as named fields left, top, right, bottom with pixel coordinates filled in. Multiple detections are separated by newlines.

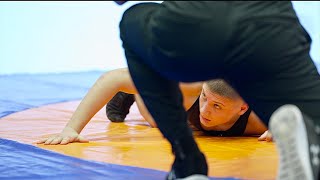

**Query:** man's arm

left=244, top=111, right=271, bottom=141
left=64, top=68, right=136, bottom=133
left=37, top=68, right=136, bottom=145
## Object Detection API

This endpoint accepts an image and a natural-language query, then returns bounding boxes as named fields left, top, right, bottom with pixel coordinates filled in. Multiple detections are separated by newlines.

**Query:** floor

left=0, top=100, right=278, bottom=179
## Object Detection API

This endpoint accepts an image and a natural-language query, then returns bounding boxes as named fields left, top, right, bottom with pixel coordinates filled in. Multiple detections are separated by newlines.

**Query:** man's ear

left=238, top=103, right=249, bottom=115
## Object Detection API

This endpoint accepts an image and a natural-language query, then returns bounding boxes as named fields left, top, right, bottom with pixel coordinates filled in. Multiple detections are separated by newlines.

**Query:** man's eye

left=214, top=104, right=221, bottom=109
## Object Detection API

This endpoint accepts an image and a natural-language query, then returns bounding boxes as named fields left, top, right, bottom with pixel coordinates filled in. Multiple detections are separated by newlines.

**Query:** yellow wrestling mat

left=0, top=101, right=278, bottom=179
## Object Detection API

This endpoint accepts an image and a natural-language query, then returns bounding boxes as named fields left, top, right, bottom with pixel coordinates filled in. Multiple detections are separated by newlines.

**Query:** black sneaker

left=167, top=152, right=209, bottom=180
left=166, top=139, right=208, bottom=180
left=270, top=104, right=320, bottom=180
left=105, top=92, right=135, bottom=122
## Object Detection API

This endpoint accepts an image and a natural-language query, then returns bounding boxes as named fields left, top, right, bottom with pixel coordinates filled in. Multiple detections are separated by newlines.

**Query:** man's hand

left=258, top=130, right=273, bottom=142
left=36, top=126, right=88, bottom=145
left=114, top=1, right=127, bottom=5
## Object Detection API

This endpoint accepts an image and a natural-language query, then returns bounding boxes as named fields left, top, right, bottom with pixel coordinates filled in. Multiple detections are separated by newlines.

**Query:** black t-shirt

left=187, top=97, right=251, bottom=136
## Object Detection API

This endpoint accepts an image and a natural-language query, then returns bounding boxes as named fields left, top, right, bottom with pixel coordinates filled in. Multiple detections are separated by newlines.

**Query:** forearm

left=244, top=111, right=268, bottom=135
left=65, top=68, right=136, bottom=133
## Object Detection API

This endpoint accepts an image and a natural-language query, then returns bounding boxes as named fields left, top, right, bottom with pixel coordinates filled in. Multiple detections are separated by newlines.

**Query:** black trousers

left=119, top=1, right=320, bottom=144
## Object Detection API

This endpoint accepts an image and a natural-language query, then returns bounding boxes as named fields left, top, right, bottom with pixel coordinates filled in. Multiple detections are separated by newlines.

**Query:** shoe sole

left=269, top=104, right=313, bottom=180
left=177, top=175, right=209, bottom=180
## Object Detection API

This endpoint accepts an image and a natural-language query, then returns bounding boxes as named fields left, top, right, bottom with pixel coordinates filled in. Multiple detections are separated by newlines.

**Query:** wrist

left=63, top=125, right=77, bottom=133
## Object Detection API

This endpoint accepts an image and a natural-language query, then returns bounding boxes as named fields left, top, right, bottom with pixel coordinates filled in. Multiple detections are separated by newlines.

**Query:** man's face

left=199, top=83, right=248, bottom=131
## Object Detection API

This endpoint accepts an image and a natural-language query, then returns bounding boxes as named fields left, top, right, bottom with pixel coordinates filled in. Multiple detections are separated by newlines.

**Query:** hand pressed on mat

left=37, top=126, right=88, bottom=145
left=258, top=130, right=273, bottom=142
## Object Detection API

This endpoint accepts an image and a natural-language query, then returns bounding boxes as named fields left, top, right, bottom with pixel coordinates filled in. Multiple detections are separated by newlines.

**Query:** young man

left=106, top=77, right=267, bottom=137
left=117, top=1, right=320, bottom=180
left=37, top=67, right=268, bottom=146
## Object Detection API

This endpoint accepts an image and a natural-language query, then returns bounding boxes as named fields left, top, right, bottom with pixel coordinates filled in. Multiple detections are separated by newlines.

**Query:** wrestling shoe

left=106, top=92, right=135, bottom=122
left=166, top=139, right=209, bottom=180
left=166, top=152, right=208, bottom=180
left=269, top=104, right=320, bottom=180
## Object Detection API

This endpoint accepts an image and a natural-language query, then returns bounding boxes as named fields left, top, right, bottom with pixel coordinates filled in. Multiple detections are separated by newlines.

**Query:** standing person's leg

left=119, top=3, right=208, bottom=179
left=125, top=50, right=208, bottom=178
left=219, top=4, right=320, bottom=179
left=120, top=2, right=320, bottom=180
left=119, top=1, right=320, bottom=180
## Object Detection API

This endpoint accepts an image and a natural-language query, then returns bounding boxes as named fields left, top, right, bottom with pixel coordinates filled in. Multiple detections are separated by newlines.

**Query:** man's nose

left=200, top=102, right=211, bottom=116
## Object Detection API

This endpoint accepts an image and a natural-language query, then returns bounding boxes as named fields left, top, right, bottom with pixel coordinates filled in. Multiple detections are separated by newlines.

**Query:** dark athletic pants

left=119, top=1, right=320, bottom=155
